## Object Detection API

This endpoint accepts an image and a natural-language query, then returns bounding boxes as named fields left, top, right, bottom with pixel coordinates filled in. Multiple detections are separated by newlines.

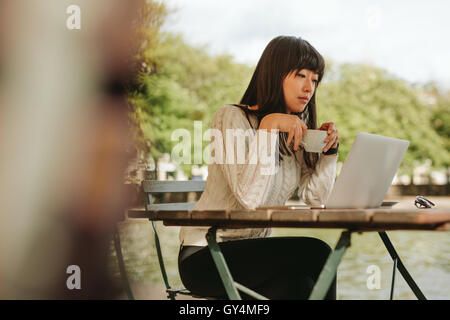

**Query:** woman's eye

left=296, top=73, right=305, bottom=78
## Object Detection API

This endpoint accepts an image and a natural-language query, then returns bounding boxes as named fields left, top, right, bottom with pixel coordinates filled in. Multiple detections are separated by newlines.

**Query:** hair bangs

left=292, top=39, right=325, bottom=82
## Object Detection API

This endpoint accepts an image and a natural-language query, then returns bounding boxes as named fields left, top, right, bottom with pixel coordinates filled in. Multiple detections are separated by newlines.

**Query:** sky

left=162, top=0, right=450, bottom=90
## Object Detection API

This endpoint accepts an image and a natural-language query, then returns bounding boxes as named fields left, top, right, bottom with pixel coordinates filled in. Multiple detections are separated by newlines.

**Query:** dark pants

left=178, top=236, right=336, bottom=300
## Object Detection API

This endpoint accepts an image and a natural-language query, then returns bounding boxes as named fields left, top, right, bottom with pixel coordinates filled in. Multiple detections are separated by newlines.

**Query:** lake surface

left=110, top=197, right=450, bottom=300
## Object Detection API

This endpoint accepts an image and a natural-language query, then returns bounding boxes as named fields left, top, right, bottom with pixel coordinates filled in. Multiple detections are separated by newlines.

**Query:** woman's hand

left=319, top=122, right=339, bottom=153
left=259, top=113, right=307, bottom=151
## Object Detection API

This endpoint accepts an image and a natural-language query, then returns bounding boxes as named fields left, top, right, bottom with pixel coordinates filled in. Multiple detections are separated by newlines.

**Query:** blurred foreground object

left=0, top=0, right=142, bottom=298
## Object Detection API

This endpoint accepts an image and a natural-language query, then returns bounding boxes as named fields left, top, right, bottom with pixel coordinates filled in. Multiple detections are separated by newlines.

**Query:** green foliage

left=129, top=31, right=252, bottom=174
left=129, top=2, right=449, bottom=176
left=317, top=63, right=450, bottom=173
left=430, top=92, right=450, bottom=153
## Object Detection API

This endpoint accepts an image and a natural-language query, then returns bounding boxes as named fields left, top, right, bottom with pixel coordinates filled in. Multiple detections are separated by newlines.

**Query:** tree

left=128, top=2, right=448, bottom=176
left=317, top=63, right=449, bottom=174
left=129, top=31, right=252, bottom=175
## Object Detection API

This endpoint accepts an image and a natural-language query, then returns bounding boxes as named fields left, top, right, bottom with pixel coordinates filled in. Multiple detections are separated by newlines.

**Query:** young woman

left=178, top=36, right=339, bottom=300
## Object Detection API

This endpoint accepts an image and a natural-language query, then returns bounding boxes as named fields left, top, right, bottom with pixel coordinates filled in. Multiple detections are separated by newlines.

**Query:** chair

left=114, top=180, right=206, bottom=300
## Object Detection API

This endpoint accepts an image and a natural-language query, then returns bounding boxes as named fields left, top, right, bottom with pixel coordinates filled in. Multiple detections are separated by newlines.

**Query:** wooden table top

left=127, top=206, right=450, bottom=232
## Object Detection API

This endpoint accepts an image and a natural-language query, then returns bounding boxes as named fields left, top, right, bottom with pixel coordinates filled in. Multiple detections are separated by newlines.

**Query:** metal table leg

left=378, top=231, right=426, bottom=300
left=309, top=230, right=352, bottom=300
left=390, top=258, right=398, bottom=300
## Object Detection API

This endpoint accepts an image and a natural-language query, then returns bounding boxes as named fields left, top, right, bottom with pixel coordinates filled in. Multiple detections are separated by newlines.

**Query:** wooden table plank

left=371, top=209, right=450, bottom=225
left=229, top=210, right=272, bottom=221
left=157, top=210, right=192, bottom=221
left=191, top=210, right=229, bottom=221
left=317, top=209, right=374, bottom=223
left=128, top=207, right=450, bottom=231
left=271, top=210, right=319, bottom=222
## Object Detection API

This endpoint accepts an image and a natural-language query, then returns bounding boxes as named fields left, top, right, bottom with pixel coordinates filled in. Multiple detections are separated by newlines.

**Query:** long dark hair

left=236, top=36, right=325, bottom=170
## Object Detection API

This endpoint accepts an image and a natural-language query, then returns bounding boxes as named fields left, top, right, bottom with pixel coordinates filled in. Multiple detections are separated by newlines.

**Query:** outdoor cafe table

left=130, top=206, right=450, bottom=300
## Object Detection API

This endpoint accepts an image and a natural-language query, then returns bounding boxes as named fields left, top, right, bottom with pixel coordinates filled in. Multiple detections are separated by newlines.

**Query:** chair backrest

left=142, top=180, right=206, bottom=211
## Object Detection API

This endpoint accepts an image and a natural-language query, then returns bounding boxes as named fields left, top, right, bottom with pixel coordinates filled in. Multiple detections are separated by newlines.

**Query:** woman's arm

left=297, top=153, right=337, bottom=206
left=297, top=119, right=339, bottom=205
left=259, top=113, right=308, bottom=151
left=211, top=106, right=279, bottom=210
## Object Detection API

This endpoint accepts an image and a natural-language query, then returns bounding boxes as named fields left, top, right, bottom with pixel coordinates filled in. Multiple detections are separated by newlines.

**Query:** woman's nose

left=303, top=80, right=313, bottom=93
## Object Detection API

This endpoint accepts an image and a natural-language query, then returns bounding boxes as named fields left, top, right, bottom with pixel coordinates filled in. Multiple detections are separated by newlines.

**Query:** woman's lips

left=298, top=97, right=308, bottom=103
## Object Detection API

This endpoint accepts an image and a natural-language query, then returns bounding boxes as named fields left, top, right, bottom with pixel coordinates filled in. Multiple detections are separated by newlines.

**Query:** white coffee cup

left=301, top=129, right=327, bottom=153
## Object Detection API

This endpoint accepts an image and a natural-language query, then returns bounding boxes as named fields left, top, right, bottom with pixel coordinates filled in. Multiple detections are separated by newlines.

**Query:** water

left=110, top=197, right=450, bottom=300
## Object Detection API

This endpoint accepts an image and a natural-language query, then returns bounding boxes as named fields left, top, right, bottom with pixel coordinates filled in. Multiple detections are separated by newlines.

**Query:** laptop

left=260, top=132, right=409, bottom=210
left=325, top=132, right=409, bottom=209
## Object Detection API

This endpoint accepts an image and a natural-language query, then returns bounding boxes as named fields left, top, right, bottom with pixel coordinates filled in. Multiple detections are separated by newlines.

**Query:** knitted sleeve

left=209, top=105, right=279, bottom=210
left=297, top=153, right=337, bottom=206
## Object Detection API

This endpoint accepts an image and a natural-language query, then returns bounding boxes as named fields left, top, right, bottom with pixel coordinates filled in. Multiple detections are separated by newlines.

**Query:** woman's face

left=282, top=69, right=319, bottom=114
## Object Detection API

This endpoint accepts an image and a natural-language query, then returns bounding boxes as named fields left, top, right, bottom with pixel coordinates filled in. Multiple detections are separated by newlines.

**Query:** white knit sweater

left=179, top=105, right=337, bottom=246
